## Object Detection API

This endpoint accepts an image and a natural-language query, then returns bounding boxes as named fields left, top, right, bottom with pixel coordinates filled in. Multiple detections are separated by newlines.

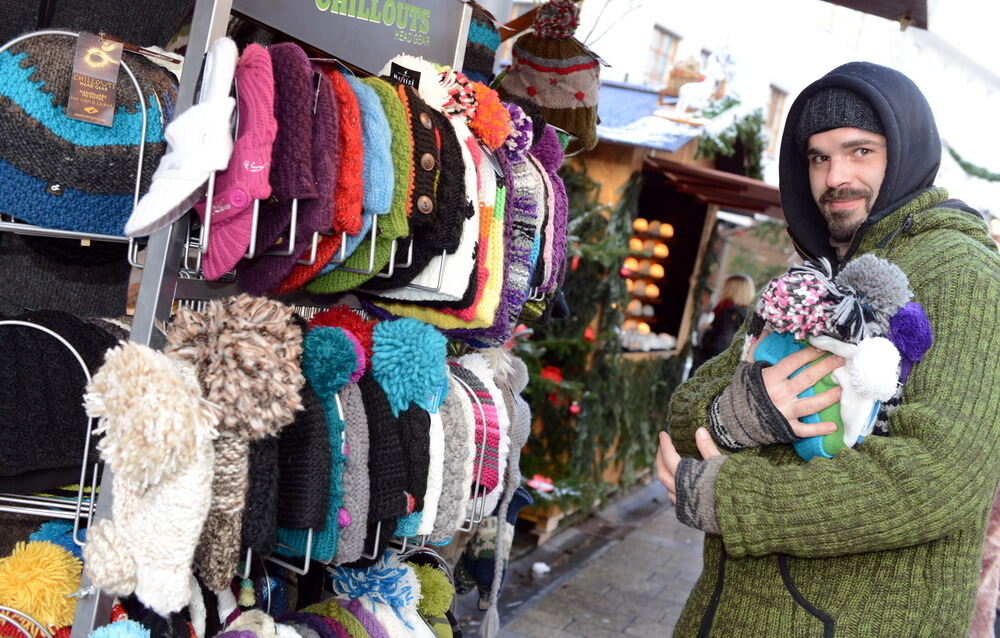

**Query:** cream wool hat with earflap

left=82, top=342, right=219, bottom=616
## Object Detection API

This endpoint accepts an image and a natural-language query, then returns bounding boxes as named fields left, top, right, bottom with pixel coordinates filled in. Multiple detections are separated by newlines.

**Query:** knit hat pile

left=499, top=0, right=601, bottom=151
left=165, top=295, right=304, bottom=591
left=749, top=255, right=932, bottom=460
left=0, top=33, right=176, bottom=236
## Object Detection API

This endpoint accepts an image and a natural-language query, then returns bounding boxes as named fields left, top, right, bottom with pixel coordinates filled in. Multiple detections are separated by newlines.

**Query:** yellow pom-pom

left=0, top=542, right=82, bottom=632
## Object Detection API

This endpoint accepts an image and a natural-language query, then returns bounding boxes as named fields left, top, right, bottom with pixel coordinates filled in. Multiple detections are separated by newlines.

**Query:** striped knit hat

left=499, top=0, right=600, bottom=151
left=0, top=33, right=175, bottom=235
left=462, top=4, right=501, bottom=84
left=448, top=361, right=502, bottom=494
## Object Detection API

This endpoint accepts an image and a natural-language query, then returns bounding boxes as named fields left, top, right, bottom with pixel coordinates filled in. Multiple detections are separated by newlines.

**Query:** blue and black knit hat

left=462, top=3, right=501, bottom=84
left=0, top=33, right=176, bottom=236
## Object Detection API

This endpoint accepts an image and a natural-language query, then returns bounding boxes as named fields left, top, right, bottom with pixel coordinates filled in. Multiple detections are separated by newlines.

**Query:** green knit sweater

left=669, top=188, right=1000, bottom=637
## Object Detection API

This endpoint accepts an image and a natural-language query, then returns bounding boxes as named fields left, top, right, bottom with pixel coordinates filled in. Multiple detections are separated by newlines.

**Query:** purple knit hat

left=238, top=72, right=339, bottom=295
left=342, top=600, right=390, bottom=638
left=530, top=125, right=568, bottom=293
left=238, top=43, right=317, bottom=282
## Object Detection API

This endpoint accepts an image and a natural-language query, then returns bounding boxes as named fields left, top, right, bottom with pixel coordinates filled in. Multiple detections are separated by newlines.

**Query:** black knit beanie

left=0, top=310, right=117, bottom=493
left=358, top=375, right=409, bottom=521
left=397, top=405, right=431, bottom=514
left=276, top=378, right=331, bottom=530
left=241, top=436, right=280, bottom=556
left=795, top=87, right=884, bottom=150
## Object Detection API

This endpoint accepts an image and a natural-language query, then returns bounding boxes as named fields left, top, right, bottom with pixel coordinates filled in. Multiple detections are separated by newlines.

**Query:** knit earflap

left=499, top=0, right=600, bottom=150
left=371, top=318, right=449, bottom=416
left=83, top=342, right=218, bottom=615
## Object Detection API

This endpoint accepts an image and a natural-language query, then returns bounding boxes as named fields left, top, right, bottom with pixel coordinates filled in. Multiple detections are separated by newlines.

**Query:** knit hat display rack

left=0, top=605, right=54, bottom=638
left=0, top=30, right=150, bottom=272
left=178, top=59, right=450, bottom=291
left=0, top=321, right=100, bottom=541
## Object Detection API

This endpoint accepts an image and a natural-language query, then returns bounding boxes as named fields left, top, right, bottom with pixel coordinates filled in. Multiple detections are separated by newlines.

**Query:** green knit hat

left=499, top=0, right=600, bottom=150
left=305, top=78, right=411, bottom=294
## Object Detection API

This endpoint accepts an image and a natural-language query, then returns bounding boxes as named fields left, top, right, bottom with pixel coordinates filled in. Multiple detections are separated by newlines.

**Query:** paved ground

left=458, top=481, right=705, bottom=637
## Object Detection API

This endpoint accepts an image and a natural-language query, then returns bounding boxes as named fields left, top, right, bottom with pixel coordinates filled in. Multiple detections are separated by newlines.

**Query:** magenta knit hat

left=195, top=44, right=278, bottom=281
left=237, top=43, right=317, bottom=288
left=237, top=72, right=340, bottom=295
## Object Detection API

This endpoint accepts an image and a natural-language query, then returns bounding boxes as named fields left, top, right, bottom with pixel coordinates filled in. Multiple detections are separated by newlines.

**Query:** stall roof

left=597, top=81, right=701, bottom=153
left=822, top=0, right=927, bottom=29
left=645, top=155, right=784, bottom=219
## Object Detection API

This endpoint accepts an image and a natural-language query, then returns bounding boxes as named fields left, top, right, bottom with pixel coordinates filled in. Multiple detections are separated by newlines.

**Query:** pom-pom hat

left=499, top=0, right=600, bottom=151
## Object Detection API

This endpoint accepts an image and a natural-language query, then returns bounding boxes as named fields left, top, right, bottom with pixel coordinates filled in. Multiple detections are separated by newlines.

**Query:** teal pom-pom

left=372, top=318, right=448, bottom=416
left=303, top=327, right=360, bottom=397
left=89, top=621, right=151, bottom=638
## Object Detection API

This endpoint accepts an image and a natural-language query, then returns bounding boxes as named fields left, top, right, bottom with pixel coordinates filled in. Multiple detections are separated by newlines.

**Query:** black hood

left=778, top=61, right=941, bottom=263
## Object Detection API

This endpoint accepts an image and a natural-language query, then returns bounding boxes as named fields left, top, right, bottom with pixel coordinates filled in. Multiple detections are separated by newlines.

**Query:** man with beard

left=654, top=62, right=1000, bottom=636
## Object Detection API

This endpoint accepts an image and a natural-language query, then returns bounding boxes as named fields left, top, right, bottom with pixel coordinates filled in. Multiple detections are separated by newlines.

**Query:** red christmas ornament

left=568, top=401, right=581, bottom=416
left=583, top=327, right=596, bottom=342
left=619, top=267, right=632, bottom=278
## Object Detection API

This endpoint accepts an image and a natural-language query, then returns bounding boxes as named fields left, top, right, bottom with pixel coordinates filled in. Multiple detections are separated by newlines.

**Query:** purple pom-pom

left=888, top=302, right=932, bottom=383
left=504, top=103, right=533, bottom=156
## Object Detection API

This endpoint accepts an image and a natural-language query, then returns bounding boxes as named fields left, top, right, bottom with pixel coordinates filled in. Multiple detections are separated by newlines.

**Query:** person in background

left=655, top=61, right=1000, bottom=636
left=691, top=274, right=754, bottom=373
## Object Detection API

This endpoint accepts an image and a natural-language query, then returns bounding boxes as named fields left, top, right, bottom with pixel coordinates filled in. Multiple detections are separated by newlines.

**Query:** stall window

left=765, top=85, right=787, bottom=154
left=644, top=25, right=679, bottom=88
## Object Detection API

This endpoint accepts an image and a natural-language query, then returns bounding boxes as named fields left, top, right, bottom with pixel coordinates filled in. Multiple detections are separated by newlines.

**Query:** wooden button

left=417, top=195, right=433, bottom=215
left=420, top=153, right=436, bottom=171
left=419, top=112, right=432, bottom=129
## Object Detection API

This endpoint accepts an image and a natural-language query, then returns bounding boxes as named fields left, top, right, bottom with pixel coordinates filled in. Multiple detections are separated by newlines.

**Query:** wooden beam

left=676, top=204, right=718, bottom=352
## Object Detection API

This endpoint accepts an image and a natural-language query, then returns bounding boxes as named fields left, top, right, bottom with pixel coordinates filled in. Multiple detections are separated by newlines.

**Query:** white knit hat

left=125, top=37, right=238, bottom=237
left=416, top=411, right=446, bottom=536
left=82, top=342, right=219, bottom=616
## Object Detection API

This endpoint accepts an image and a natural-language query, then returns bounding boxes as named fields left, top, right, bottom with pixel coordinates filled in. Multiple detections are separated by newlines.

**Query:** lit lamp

left=627, top=299, right=642, bottom=315
left=660, top=223, right=675, bottom=238
left=649, top=263, right=665, bottom=279
left=623, top=319, right=638, bottom=331
left=653, top=243, right=669, bottom=258
left=629, top=237, right=644, bottom=252
left=632, top=218, right=649, bottom=233
left=623, top=257, right=639, bottom=271
left=646, top=283, right=660, bottom=298
left=637, top=322, right=651, bottom=335
left=626, top=279, right=635, bottom=292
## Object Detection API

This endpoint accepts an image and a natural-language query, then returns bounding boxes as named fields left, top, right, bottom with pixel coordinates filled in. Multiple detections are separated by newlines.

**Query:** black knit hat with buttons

left=795, top=87, right=884, bottom=150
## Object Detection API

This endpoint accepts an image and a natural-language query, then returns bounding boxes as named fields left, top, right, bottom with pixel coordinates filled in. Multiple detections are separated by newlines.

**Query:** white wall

left=576, top=0, right=1000, bottom=214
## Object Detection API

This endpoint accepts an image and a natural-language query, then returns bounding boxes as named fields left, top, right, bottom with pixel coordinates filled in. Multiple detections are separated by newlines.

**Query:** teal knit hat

left=275, top=325, right=360, bottom=563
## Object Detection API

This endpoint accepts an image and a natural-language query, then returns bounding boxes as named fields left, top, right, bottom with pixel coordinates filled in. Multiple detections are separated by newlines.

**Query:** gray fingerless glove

left=707, top=361, right=799, bottom=451
left=675, top=455, right=726, bottom=534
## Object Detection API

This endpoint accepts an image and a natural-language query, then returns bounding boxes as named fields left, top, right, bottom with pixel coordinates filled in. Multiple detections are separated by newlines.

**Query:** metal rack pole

left=69, top=1, right=234, bottom=636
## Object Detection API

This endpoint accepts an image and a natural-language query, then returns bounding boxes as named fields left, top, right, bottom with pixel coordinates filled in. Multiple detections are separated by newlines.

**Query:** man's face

left=806, top=127, right=888, bottom=243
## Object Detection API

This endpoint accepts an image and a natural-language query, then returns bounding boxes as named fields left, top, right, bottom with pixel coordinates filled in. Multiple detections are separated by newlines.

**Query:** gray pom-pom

left=836, top=254, right=912, bottom=335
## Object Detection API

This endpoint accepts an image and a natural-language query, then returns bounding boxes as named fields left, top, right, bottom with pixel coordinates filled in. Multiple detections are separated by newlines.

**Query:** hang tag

left=427, top=381, right=448, bottom=413
left=67, top=33, right=123, bottom=127
left=390, top=62, right=421, bottom=88
left=573, top=37, right=611, bottom=67
left=478, top=141, right=504, bottom=178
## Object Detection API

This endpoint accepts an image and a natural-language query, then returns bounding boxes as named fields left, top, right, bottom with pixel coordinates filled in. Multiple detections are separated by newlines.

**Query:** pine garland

left=516, top=166, right=684, bottom=513
left=695, top=97, right=766, bottom=180
left=947, top=145, right=1000, bottom=182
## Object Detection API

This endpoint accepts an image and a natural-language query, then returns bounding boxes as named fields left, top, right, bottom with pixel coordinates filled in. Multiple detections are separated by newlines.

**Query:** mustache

left=819, top=187, right=872, bottom=205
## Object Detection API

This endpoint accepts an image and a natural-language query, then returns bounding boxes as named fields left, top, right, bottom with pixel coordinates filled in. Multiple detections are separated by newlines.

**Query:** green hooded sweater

left=668, top=61, right=1000, bottom=638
